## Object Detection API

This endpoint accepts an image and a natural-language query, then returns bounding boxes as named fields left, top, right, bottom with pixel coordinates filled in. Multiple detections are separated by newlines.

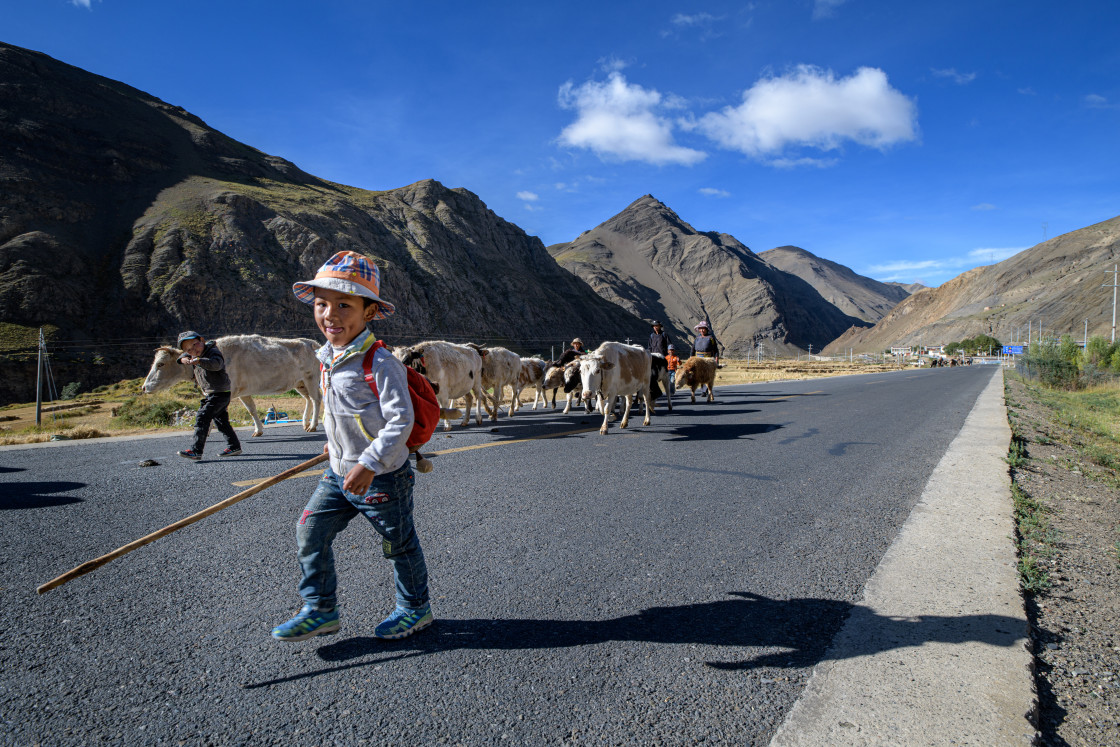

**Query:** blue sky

left=6, top=1, right=1120, bottom=286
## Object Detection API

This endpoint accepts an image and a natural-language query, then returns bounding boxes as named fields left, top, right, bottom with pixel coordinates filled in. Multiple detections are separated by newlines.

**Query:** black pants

left=192, top=392, right=241, bottom=453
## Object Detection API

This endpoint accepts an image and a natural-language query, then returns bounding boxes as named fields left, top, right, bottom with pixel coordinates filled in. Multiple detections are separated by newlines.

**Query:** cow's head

left=142, top=346, right=193, bottom=394
left=395, top=346, right=427, bottom=376
left=561, top=360, right=583, bottom=393
left=579, top=355, right=613, bottom=400
left=678, top=362, right=697, bottom=389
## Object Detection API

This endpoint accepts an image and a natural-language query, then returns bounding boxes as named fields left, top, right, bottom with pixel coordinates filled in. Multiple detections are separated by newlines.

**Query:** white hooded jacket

left=317, top=330, right=414, bottom=479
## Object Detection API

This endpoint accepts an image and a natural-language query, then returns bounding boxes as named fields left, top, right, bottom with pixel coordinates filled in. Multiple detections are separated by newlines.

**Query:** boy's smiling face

left=180, top=338, right=204, bottom=357
left=314, top=288, right=376, bottom=347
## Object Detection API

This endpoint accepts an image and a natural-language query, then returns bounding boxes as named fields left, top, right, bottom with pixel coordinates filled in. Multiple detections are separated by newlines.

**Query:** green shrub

left=60, top=382, right=81, bottom=400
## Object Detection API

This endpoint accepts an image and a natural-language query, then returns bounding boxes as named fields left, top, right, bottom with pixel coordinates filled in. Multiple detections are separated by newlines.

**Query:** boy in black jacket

left=176, top=331, right=242, bottom=461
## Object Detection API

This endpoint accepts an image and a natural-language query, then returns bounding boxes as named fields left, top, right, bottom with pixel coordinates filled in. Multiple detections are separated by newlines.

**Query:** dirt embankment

left=1004, top=375, right=1120, bottom=745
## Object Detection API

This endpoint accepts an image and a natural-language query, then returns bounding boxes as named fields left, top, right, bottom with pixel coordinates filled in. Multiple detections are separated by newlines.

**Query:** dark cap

left=177, top=330, right=203, bottom=349
left=651, top=320, right=662, bottom=327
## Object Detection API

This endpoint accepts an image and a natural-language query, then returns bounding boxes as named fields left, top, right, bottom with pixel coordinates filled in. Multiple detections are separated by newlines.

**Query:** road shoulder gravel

left=770, top=368, right=1037, bottom=745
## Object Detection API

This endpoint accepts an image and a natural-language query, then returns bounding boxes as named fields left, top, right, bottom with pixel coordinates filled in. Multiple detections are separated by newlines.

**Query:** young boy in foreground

left=271, top=251, right=431, bottom=642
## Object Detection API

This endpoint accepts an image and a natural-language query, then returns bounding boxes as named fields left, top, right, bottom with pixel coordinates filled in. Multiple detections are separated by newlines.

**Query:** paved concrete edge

left=770, top=368, right=1037, bottom=745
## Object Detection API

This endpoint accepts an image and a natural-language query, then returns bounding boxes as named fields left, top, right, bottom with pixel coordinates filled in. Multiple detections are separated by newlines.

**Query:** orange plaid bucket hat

left=292, top=251, right=395, bottom=320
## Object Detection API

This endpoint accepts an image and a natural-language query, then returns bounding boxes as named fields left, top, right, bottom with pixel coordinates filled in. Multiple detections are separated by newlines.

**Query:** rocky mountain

left=0, top=42, right=648, bottom=402
left=547, top=196, right=869, bottom=356
left=823, top=216, right=1120, bottom=354
left=759, top=245, right=911, bottom=323
left=887, top=281, right=928, bottom=295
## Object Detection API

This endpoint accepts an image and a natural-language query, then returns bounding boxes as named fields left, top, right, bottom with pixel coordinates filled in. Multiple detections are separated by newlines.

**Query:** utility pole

left=1084, top=319, right=1088, bottom=348
left=1105, top=264, right=1119, bottom=343
left=1028, top=321, right=1031, bottom=345
left=35, top=328, right=44, bottom=427
left=808, top=343, right=813, bottom=360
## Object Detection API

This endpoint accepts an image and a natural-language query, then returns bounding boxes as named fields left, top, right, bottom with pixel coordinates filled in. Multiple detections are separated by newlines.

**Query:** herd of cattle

left=142, top=335, right=721, bottom=437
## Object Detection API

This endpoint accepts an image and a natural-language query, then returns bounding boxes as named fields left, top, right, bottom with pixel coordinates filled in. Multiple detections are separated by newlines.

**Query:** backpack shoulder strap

left=362, top=340, right=388, bottom=397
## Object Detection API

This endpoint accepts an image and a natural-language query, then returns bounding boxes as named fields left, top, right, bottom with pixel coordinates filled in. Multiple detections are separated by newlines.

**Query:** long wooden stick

left=36, top=452, right=329, bottom=595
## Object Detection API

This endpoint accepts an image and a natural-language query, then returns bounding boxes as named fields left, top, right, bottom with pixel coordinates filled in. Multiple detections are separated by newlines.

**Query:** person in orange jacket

left=665, top=344, right=680, bottom=394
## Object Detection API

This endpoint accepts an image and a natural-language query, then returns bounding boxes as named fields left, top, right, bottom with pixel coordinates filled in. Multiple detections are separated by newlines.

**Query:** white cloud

left=1084, top=93, right=1116, bottom=109
left=672, top=12, right=718, bottom=26
left=931, top=68, right=977, bottom=85
left=867, top=247, right=1026, bottom=282
left=71, top=0, right=94, bottom=7
left=968, top=247, right=1025, bottom=262
left=869, top=259, right=946, bottom=275
left=768, top=156, right=839, bottom=169
left=812, top=0, right=848, bottom=20
left=971, top=203, right=997, bottom=211
left=1018, top=87, right=1036, bottom=96
left=598, top=56, right=629, bottom=74
left=696, top=66, right=917, bottom=158
left=516, top=191, right=539, bottom=201
left=557, top=73, right=707, bottom=166
left=699, top=188, right=730, bottom=197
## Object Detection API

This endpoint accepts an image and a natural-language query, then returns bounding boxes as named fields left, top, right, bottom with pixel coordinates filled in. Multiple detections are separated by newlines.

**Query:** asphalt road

left=1, top=365, right=998, bottom=745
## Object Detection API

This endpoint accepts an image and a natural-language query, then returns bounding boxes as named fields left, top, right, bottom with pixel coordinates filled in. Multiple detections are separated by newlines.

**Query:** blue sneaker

left=374, top=604, right=433, bottom=640
left=271, top=605, right=340, bottom=642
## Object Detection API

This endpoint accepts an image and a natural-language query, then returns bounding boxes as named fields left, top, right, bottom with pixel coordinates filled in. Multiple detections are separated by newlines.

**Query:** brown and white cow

left=511, top=357, right=549, bottom=412
left=394, top=340, right=485, bottom=429
left=466, top=344, right=522, bottom=420
left=676, top=356, right=718, bottom=403
left=142, top=334, right=321, bottom=436
left=579, top=342, right=653, bottom=435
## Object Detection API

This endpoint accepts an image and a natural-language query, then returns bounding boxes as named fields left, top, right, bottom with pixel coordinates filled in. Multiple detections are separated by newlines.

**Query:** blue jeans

left=295, top=462, right=428, bottom=612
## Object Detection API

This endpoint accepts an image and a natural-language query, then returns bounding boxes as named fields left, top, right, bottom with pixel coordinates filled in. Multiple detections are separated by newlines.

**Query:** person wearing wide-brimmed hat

left=647, top=321, right=670, bottom=357
left=272, top=250, right=432, bottom=644
left=569, top=337, right=588, bottom=354
left=690, top=321, right=719, bottom=395
left=690, top=321, right=719, bottom=362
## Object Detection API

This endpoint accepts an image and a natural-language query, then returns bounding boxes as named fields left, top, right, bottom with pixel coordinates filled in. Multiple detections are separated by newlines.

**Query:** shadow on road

left=0, top=480, right=85, bottom=509
left=242, top=591, right=1025, bottom=689
left=657, top=422, right=782, bottom=442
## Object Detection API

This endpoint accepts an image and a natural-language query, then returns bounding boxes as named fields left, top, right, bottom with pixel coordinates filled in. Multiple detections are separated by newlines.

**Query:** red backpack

left=360, top=340, right=442, bottom=451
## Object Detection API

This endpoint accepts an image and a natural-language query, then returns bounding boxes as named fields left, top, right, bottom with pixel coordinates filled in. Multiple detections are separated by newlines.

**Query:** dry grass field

left=0, top=358, right=906, bottom=445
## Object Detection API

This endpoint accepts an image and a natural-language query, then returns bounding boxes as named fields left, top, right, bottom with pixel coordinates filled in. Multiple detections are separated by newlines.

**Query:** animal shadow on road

left=656, top=421, right=782, bottom=442
left=242, top=591, right=1024, bottom=688
left=0, top=480, right=85, bottom=509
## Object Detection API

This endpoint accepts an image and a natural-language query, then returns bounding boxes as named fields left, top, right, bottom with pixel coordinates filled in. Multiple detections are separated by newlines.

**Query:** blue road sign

left=1002, top=346, right=1024, bottom=355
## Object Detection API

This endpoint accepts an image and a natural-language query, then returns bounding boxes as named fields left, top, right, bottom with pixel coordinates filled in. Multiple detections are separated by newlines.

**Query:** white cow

left=142, top=334, right=321, bottom=437
left=511, top=357, right=549, bottom=412
left=467, top=344, right=522, bottom=420
left=579, top=342, right=654, bottom=435
left=394, top=340, right=484, bottom=430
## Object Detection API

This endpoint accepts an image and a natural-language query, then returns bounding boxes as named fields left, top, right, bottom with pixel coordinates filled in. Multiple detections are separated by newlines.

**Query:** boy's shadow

left=242, top=591, right=1025, bottom=688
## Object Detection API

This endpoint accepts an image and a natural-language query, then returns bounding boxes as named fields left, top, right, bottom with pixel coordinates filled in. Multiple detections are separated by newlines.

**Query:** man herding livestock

left=272, top=251, right=432, bottom=643
left=175, top=331, right=242, bottom=461
left=648, top=321, right=670, bottom=357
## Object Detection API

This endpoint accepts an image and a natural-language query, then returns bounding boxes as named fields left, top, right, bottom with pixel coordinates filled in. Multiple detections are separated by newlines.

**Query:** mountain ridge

left=823, top=216, right=1120, bottom=353
left=759, top=245, right=911, bottom=323
left=548, top=195, right=870, bottom=356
